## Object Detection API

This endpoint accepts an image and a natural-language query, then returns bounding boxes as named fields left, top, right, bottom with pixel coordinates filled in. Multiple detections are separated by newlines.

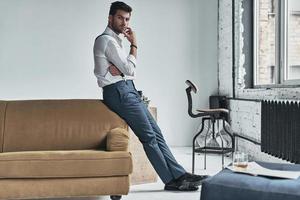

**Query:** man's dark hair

left=109, top=1, right=132, bottom=16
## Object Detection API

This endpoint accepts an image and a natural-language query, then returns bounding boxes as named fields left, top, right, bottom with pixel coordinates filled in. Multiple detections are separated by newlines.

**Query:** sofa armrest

left=107, top=128, right=130, bottom=151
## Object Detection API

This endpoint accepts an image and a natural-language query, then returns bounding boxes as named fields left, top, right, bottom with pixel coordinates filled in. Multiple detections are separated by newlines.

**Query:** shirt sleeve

left=105, top=39, right=136, bottom=76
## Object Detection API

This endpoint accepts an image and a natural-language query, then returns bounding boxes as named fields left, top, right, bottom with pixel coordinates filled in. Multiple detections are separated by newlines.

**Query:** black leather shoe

left=164, top=179, right=199, bottom=191
left=176, top=173, right=209, bottom=187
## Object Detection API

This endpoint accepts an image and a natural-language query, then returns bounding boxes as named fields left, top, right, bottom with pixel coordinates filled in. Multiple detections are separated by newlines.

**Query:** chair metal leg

left=204, top=119, right=211, bottom=170
left=204, top=149, right=207, bottom=170
left=204, top=134, right=207, bottom=170
left=192, top=139, right=195, bottom=174
left=212, top=120, right=215, bottom=139
left=192, top=117, right=206, bottom=174
left=193, top=116, right=236, bottom=171
left=231, top=149, right=234, bottom=164
left=219, top=127, right=225, bottom=169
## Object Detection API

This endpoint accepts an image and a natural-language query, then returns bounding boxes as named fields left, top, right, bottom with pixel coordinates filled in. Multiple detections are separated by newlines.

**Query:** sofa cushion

left=107, top=128, right=130, bottom=152
left=0, top=150, right=132, bottom=178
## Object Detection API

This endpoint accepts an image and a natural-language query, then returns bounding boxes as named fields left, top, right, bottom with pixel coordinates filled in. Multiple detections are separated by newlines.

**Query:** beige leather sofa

left=0, top=99, right=132, bottom=200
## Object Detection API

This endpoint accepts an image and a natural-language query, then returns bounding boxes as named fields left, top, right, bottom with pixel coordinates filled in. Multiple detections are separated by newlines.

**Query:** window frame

left=253, top=0, right=300, bottom=88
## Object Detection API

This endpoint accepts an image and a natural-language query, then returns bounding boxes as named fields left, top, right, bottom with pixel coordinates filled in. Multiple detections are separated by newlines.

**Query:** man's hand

left=109, top=64, right=122, bottom=76
left=123, top=27, right=137, bottom=58
left=123, top=27, right=137, bottom=46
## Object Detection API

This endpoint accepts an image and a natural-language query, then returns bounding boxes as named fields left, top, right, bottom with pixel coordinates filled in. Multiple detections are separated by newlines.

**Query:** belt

left=103, top=80, right=134, bottom=91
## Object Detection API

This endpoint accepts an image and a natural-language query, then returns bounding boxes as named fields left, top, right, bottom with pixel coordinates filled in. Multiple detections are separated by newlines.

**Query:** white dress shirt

left=93, top=26, right=136, bottom=88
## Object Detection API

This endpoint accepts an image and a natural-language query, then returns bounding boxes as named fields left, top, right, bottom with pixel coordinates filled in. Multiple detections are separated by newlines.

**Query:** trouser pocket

left=116, top=86, right=141, bottom=105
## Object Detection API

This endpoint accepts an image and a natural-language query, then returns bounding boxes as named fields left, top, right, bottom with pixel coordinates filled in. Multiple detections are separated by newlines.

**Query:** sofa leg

left=110, top=195, right=122, bottom=200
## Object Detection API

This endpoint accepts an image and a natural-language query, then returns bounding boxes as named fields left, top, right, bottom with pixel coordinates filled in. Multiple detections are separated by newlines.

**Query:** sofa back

left=0, top=101, right=6, bottom=152
left=0, top=99, right=127, bottom=152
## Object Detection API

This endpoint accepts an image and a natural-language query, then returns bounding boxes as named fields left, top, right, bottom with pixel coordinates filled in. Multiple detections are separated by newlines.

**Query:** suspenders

left=95, top=33, right=110, bottom=41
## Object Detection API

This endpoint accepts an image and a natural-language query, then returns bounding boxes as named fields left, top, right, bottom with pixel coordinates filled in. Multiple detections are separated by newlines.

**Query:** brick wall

left=257, top=0, right=300, bottom=83
left=289, top=15, right=300, bottom=66
left=288, top=14, right=300, bottom=79
left=257, top=0, right=276, bottom=85
left=218, top=0, right=300, bottom=163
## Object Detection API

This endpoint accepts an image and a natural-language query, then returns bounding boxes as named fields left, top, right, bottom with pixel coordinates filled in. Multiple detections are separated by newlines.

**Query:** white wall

left=0, top=0, right=218, bottom=146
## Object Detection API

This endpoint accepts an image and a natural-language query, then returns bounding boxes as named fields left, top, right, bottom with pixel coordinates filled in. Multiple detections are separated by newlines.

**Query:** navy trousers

left=102, top=80, right=186, bottom=184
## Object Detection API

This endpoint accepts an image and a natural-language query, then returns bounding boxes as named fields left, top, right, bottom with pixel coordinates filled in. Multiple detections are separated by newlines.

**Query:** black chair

left=185, top=80, right=235, bottom=173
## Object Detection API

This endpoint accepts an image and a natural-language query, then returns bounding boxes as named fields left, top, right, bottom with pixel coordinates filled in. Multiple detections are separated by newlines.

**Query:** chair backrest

left=185, top=80, right=204, bottom=118
left=185, top=80, right=198, bottom=93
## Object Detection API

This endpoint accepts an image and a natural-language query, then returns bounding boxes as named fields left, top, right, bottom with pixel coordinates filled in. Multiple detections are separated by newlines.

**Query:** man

left=93, top=1, right=208, bottom=191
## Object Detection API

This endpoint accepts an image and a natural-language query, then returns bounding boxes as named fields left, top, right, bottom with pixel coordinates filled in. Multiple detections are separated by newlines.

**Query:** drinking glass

left=233, top=151, right=248, bottom=170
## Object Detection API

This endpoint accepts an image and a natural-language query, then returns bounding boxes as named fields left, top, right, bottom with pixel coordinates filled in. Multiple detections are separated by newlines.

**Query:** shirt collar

left=103, top=26, right=123, bottom=45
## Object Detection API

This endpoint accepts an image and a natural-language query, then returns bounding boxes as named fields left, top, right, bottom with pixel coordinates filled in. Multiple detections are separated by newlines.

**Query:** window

left=254, top=0, right=300, bottom=86
left=287, top=0, right=300, bottom=81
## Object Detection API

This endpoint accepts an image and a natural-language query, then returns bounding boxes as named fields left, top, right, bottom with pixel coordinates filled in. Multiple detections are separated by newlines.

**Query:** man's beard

left=111, top=22, right=125, bottom=34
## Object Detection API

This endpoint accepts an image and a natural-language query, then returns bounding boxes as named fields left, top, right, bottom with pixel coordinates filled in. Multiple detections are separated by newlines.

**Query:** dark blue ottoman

left=200, top=162, right=300, bottom=200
